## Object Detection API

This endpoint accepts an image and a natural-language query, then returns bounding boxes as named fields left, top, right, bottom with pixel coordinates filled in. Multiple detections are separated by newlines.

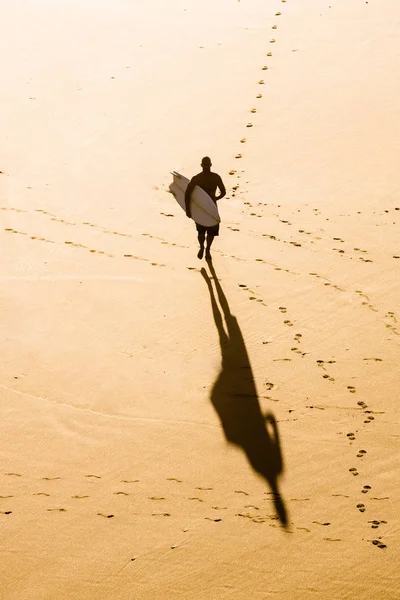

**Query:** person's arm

left=185, top=177, right=195, bottom=218
left=215, top=175, right=226, bottom=201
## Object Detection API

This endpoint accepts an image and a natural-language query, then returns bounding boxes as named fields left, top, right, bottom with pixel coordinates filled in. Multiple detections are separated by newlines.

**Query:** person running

left=185, top=156, right=226, bottom=260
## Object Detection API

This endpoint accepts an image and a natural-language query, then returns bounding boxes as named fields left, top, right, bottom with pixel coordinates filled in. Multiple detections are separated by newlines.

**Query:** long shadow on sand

left=201, top=263, right=288, bottom=526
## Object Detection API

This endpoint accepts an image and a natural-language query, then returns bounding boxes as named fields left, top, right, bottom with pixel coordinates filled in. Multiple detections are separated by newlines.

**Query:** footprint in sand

left=357, top=503, right=366, bottom=513
left=256, top=94, right=262, bottom=99
left=258, top=79, right=265, bottom=84
left=347, top=386, right=356, bottom=394
left=266, top=52, right=272, bottom=57
left=372, top=540, right=387, bottom=549
left=349, top=467, right=359, bottom=477
left=284, top=320, right=294, bottom=327
left=362, top=486, right=371, bottom=494
left=240, top=138, right=247, bottom=143
left=347, top=432, right=356, bottom=441
left=235, top=154, right=242, bottom=159
left=279, top=306, right=287, bottom=313
left=357, top=450, right=367, bottom=458
left=246, top=123, right=253, bottom=128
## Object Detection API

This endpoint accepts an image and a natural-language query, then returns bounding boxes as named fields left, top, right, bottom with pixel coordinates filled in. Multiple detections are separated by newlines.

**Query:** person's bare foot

left=197, top=247, right=204, bottom=259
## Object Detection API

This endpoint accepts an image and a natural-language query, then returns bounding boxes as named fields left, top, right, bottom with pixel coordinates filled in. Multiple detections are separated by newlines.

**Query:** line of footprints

left=346, top=397, right=388, bottom=549
left=227, top=3, right=285, bottom=202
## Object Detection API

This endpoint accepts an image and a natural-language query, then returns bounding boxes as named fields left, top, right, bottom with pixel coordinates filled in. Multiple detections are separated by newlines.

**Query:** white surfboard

left=169, top=171, right=220, bottom=227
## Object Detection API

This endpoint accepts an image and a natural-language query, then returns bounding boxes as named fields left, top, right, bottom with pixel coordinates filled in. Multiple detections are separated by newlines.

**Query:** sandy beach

left=1, top=0, right=399, bottom=598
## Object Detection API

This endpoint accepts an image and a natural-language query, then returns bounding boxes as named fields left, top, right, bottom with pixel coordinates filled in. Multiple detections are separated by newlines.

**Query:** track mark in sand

left=47, top=508, right=67, bottom=512
left=98, top=513, right=114, bottom=518
left=42, top=477, right=61, bottom=481
left=212, top=506, right=227, bottom=510
left=142, top=233, right=187, bottom=249
left=371, top=497, right=389, bottom=501
left=331, top=494, right=350, bottom=498
left=85, top=474, right=101, bottom=479
left=33, top=493, right=50, bottom=497
left=312, top=521, right=331, bottom=526
left=114, top=491, right=130, bottom=496
left=324, top=538, right=341, bottom=542
left=0, top=207, right=27, bottom=213
left=234, top=490, right=249, bottom=496
left=152, top=513, right=170, bottom=517
left=5, top=473, right=22, bottom=477
left=121, top=479, right=139, bottom=484
left=5, top=228, right=55, bottom=244
left=166, top=478, right=182, bottom=483
left=149, top=497, right=165, bottom=501
left=290, top=498, right=310, bottom=502
left=188, top=497, right=204, bottom=502
left=50, top=216, right=75, bottom=226
left=64, top=241, right=113, bottom=258
left=0, top=495, right=13, bottom=499
left=71, top=495, right=89, bottom=499
left=363, top=357, right=383, bottom=362
left=195, top=487, right=213, bottom=491
left=124, top=253, right=147, bottom=262
left=205, top=517, right=222, bottom=522
left=0, top=511, right=12, bottom=515
left=160, top=212, right=174, bottom=217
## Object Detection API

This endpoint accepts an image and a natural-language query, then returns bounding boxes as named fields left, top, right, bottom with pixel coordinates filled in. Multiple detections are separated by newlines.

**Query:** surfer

left=185, top=156, right=226, bottom=260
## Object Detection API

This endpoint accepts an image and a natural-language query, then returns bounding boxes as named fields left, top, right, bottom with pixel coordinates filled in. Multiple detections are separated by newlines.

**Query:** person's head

left=201, top=156, right=212, bottom=170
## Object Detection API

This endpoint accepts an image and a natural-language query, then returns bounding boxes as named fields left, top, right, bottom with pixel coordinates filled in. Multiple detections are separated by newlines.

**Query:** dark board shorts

left=195, top=223, right=220, bottom=237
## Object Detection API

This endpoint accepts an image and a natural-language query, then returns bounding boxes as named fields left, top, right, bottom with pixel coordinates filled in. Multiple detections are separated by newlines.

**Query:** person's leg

left=197, top=231, right=206, bottom=259
left=205, top=233, right=214, bottom=260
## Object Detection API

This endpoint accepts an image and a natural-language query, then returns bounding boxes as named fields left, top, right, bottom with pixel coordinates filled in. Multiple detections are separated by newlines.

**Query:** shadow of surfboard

left=201, top=263, right=288, bottom=527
